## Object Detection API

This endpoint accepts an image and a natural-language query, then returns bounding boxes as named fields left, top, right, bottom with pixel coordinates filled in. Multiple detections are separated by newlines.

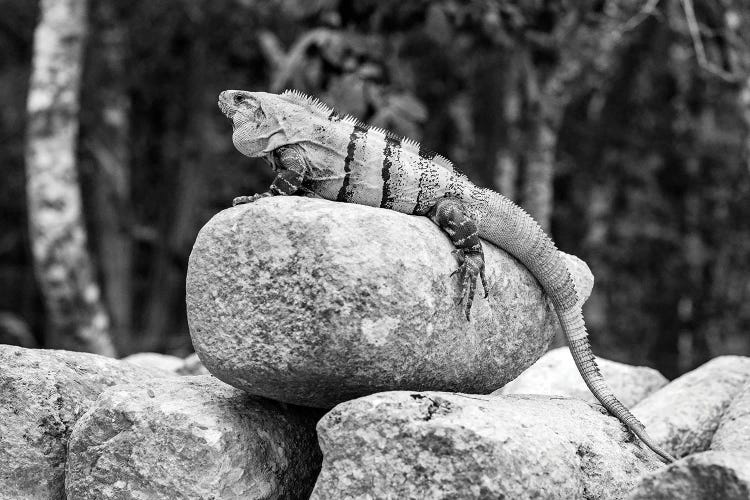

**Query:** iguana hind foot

left=430, top=196, right=488, bottom=320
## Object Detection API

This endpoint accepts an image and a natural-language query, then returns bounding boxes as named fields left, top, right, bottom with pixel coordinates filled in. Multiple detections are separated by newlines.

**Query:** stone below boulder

left=312, top=391, right=663, bottom=499
left=0, top=345, right=173, bottom=500
left=626, top=451, right=750, bottom=500
left=122, top=352, right=185, bottom=372
left=633, top=356, right=750, bottom=458
left=65, top=375, right=324, bottom=500
left=497, top=347, right=668, bottom=407
left=712, top=382, right=750, bottom=453
left=177, top=352, right=210, bottom=375
left=187, top=197, right=593, bottom=408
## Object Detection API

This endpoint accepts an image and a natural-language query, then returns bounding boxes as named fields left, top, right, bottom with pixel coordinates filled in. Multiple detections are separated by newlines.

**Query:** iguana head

left=218, top=90, right=292, bottom=157
left=219, top=89, right=355, bottom=160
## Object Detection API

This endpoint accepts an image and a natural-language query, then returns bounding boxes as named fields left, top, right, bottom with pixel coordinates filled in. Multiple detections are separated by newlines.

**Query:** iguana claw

left=232, top=192, right=273, bottom=206
left=452, top=249, right=488, bottom=320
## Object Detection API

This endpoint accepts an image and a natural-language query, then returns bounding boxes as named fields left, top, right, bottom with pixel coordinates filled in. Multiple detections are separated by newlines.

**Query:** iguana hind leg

left=428, top=196, right=489, bottom=320
left=233, top=145, right=307, bottom=206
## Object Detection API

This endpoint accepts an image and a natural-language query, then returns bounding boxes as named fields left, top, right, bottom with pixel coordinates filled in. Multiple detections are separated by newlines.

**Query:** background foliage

left=1, top=0, right=749, bottom=377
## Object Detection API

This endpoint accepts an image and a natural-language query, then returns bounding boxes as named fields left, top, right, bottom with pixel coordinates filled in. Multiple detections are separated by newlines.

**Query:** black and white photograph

left=1, top=1, right=750, bottom=498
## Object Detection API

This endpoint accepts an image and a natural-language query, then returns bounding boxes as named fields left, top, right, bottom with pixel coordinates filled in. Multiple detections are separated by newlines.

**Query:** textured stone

left=633, top=356, right=750, bottom=459
left=65, top=375, right=323, bottom=500
left=122, top=352, right=185, bottom=372
left=712, top=382, right=750, bottom=453
left=0, top=345, right=173, bottom=500
left=497, top=347, right=668, bottom=407
left=187, top=197, right=593, bottom=407
left=177, top=352, right=210, bottom=375
left=311, top=391, right=663, bottom=499
left=562, top=253, right=594, bottom=310
left=626, top=451, right=750, bottom=500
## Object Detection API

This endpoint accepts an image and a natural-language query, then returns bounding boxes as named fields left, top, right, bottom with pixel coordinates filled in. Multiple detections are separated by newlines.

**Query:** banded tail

left=476, top=189, right=675, bottom=463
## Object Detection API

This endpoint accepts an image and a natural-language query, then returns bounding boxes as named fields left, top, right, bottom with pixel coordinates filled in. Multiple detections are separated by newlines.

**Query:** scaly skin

left=217, top=89, right=675, bottom=463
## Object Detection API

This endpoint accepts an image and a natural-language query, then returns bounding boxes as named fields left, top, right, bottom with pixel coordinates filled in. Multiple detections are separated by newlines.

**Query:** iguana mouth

left=218, top=99, right=236, bottom=119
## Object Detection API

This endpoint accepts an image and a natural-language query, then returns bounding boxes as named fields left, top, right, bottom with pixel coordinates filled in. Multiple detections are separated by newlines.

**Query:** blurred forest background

left=1, top=0, right=749, bottom=378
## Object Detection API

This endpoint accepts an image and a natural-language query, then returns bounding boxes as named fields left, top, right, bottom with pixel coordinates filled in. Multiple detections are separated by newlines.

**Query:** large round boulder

left=187, top=197, right=592, bottom=407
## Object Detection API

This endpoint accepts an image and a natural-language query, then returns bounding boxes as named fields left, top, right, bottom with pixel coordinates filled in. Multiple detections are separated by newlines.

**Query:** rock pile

left=310, top=356, right=750, bottom=499
left=312, top=392, right=663, bottom=499
left=0, top=346, right=171, bottom=498
left=0, top=345, right=322, bottom=499
left=3, top=198, right=749, bottom=499
left=627, top=357, right=750, bottom=499
left=66, top=376, right=322, bottom=499
left=496, top=346, right=668, bottom=407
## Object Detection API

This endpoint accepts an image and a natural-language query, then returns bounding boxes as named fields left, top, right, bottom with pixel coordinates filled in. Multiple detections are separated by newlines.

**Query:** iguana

left=217, top=88, right=675, bottom=463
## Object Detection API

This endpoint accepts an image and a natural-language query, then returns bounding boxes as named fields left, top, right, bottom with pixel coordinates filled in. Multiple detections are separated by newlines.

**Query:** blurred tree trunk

left=25, top=0, right=115, bottom=355
left=519, top=52, right=558, bottom=233
left=493, top=61, right=521, bottom=201
left=724, top=1, right=750, bottom=171
left=86, top=0, right=133, bottom=354
left=480, top=50, right=555, bottom=231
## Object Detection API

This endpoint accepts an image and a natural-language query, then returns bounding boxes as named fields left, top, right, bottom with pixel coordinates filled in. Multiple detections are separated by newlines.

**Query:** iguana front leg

left=429, top=196, right=489, bottom=320
left=232, top=146, right=307, bottom=206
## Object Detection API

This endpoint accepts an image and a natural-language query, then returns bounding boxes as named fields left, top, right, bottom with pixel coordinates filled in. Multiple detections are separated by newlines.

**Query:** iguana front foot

left=233, top=146, right=309, bottom=207
left=232, top=192, right=274, bottom=206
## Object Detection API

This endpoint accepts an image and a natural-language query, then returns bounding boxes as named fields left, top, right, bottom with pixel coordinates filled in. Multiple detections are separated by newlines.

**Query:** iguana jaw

left=218, top=90, right=256, bottom=128
left=217, top=95, right=235, bottom=119
left=219, top=90, right=287, bottom=157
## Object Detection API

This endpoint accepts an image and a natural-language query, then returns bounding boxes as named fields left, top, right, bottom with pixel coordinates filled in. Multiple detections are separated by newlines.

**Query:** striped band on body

left=336, top=123, right=368, bottom=202
left=380, top=133, right=401, bottom=209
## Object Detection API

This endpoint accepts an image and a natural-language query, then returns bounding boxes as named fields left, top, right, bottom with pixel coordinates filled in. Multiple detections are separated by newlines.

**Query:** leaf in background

left=370, top=91, right=427, bottom=138
left=276, top=0, right=340, bottom=21
left=323, top=74, right=368, bottom=117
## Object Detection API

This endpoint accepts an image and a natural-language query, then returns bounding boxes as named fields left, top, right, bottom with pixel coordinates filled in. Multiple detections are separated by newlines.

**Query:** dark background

left=2, top=0, right=749, bottom=378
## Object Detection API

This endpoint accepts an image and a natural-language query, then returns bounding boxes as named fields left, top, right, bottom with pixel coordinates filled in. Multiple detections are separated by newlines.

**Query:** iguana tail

left=475, top=189, right=675, bottom=463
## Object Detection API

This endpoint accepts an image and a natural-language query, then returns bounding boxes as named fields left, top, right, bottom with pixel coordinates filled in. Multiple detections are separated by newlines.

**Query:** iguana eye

left=233, top=94, right=244, bottom=105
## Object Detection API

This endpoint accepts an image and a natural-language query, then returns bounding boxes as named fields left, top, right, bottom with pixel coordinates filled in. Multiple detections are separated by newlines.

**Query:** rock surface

left=312, top=391, right=663, bottom=499
left=497, top=347, right=668, bottom=407
left=177, top=352, right=210, bottom=375
left=563, top=254, right=594, bottom=310
left=712, top=382, right=750, bottom=453
left=626, top=451, right=750, bottom=500
left=122, top=352, right=185, bottom=372
left=187, top=197, right=593, bottom=407
left=65, top=375, right=323, bottom=500
left=633, top=356, right=750, bottom=459
left=0, top=345, right=173, bottom=500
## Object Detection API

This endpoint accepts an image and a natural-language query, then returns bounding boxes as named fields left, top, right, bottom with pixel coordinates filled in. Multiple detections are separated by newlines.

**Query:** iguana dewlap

left=217, top=89, right=674, bottom=463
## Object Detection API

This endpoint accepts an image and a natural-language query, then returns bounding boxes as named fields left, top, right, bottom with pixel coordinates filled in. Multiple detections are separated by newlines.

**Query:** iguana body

left=218, top=89, right=675, bottom=463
